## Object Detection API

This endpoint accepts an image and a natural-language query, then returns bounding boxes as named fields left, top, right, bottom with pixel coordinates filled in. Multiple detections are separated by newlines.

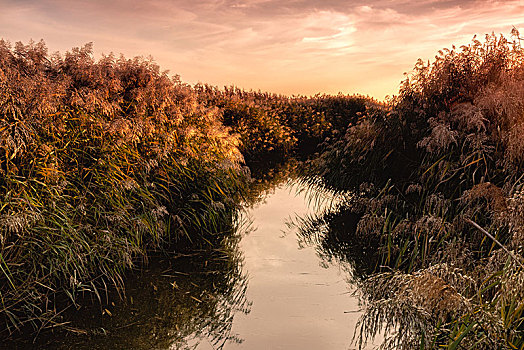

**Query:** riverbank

left=301, top=32, right=524, bottom=349
left=3, top=31, right=524, bottom=349
left=10, top=179, right=379, bottom=350
left=0, top=40, right=370, bottom=339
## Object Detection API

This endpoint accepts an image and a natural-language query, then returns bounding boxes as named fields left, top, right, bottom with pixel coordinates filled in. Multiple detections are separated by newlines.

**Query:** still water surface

left=224, top=182, right=362, bottom=350
left=26, top=180, right=377, bottom=349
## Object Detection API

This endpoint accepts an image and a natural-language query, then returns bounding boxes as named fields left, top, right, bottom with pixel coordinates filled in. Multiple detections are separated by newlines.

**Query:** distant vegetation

left=196, top=84, right=370, bottom=162
left=302, top=31, right=524, bottom=349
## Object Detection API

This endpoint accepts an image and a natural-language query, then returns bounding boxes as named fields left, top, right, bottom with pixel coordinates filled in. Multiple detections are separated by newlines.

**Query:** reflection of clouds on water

left=289, top=182, right=386, bottom=349
left=292, top=194, right=381, bottom=281
left=231, top=181, right=368, bottom=350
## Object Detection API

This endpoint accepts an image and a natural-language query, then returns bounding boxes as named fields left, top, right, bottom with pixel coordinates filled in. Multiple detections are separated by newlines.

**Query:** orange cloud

left=1, top=0, right=523, bottom=99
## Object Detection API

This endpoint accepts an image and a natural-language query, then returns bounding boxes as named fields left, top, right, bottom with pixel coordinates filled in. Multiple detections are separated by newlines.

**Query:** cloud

left=1, top=0, right=523, bottom=98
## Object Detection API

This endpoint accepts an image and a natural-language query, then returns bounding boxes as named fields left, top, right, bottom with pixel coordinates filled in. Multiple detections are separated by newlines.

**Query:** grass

left=4, top=31, right=524, bottom=349
left=0, top=40, right=248, bottom=335
left=300, top=31, right=524, bottom=349
left=0, top=38, right=371, bottom=339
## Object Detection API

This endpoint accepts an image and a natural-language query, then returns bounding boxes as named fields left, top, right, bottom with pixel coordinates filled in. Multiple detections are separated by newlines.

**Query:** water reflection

left=228, top=181, right=373, bottom=350
left=28, top=235, right=250, bottom=350
left=14, top=172, right=383, bottom=350
left=290, top=193, right=385, bottom=349
left=243, top=159, right=300, bottom=208
left=293, top=202, right=381, bottom=282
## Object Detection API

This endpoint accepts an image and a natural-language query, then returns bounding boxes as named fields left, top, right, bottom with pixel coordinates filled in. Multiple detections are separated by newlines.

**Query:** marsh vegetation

left=302, top=31, right=524, bottom=349
left=2, top=30, right=524, bottom=349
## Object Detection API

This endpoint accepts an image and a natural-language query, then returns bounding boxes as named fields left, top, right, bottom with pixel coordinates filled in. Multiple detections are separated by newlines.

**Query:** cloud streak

left=1, top=0, right=523, bottom=98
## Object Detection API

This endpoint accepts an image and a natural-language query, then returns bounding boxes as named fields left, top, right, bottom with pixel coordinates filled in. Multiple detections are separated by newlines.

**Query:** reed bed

left=0, top=38, right=371, bottom=339
left=0, top=40, right=248, bottom=335
left=301, top=31, right=524, bottom=349
left=195, top=84, right=372, bottom=162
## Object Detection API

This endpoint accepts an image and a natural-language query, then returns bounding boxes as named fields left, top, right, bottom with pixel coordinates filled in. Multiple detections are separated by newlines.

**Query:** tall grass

left=0, top=40, right=248, bottom=334
left=302, top=31, right=524, bottom=349
left=0, top=38, right=371, bottom=339
left=22, top=232, right=250, bottom=349
left=195, top=84, right=373, bottom=162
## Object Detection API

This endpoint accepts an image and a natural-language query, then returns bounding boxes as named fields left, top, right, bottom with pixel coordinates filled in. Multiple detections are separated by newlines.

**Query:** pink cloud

left=1, top=0, right=523, bottom=99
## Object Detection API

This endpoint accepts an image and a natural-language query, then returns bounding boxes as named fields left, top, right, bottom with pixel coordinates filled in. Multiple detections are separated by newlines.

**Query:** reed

left=0, top=38, right=369, bottom=339
left=302, top=31, right=524, bottom=349
left=195, top=84, right=372, bottom=162
left=0, top=40, right=248, bottom=334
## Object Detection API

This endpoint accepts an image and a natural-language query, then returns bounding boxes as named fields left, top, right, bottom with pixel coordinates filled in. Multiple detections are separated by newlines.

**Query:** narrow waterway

left=226, top=182, right=364, bottom=350
left=184, top=180, right=377, bottom=350
left=20, top=179, right=379, bottom=350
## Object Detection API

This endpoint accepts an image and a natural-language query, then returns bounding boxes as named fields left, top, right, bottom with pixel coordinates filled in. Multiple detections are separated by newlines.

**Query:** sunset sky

left=1, top=0, right=523, bottom=100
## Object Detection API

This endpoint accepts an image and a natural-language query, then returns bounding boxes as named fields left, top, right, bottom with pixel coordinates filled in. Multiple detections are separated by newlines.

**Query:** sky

left=1, top=0, right=524, bottom=100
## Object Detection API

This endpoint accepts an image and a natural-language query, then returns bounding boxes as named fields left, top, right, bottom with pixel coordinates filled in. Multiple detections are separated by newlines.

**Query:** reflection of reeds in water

left=241, top=158, right=301, bottom=208
left=16, top=231, right=251, bottom=349
left=289, top=200, right=379, bottom=280
left=296, top=184, right=524, bottom=349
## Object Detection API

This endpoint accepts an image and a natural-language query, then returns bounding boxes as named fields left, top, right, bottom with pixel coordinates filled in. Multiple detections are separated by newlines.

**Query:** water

left=226, top=182, right=363, bottom=350
left=15, top=180, right=379, bottom=350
